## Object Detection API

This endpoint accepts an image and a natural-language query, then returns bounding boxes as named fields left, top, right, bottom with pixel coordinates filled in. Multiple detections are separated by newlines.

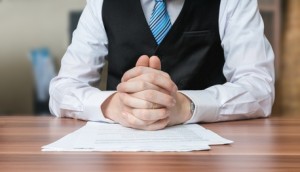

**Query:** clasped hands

left=101, top=55, right=192, bottom=130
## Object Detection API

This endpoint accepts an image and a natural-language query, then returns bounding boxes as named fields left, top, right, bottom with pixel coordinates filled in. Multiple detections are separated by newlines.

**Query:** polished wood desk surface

left=0, top=115, right=300, bottom=172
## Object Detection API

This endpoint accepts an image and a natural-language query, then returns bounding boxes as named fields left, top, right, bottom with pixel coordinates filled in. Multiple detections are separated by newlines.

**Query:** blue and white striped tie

left=150, top=0, right=172, bottom=45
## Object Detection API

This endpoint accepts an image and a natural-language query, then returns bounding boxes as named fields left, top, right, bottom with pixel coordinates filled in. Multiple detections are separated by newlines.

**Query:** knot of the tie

left=155, top=0, right=164, bottom=2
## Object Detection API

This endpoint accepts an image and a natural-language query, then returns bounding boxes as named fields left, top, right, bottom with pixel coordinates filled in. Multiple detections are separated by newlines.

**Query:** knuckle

left=133, top=109, right=147, bottom=120
left=145, top=118, right=169, bottom=131
left=144, top=101, right=152, bottom=109
left=119, top=84, right=127, bottom=92
left=135, top=66, right=144, bottom=75
left=148, top=73, right=157, bottom=82
left=166, top=96, right=175, bottom=106
left=164, top=72, right=171, bottom=79
left=122, top=71, right=131, bottom=81
left=140, top=81, right=147, bottom=90
left=144, top=90, right=155, bottom=100
left=160, top=109, right=169, bottom=118
left=127, top=113, right=147, bottom=128
left=140, top=110, right=150, bottom=120
left=167, top=81, right=175, bottom=89
left=161, top=118, right=170, bottom=128
left=121, top=94, right=130, bottom=104
left=145, top=125, right=158, bottom=131
left=128, top=118, right=138, bottom=127
left=118, top=93, right=125, bottom=101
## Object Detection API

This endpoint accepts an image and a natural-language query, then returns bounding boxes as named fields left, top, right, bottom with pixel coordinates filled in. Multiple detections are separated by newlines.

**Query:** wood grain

left=0, top=115, right=300, bottom=172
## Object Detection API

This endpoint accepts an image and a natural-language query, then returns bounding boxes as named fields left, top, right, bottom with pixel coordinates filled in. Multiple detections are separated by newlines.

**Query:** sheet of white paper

left=42, top=122, right=233, bottom=152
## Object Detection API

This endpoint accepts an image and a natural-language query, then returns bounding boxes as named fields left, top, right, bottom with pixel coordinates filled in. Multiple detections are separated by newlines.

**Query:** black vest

left=102, top=0, right=226, bottom=90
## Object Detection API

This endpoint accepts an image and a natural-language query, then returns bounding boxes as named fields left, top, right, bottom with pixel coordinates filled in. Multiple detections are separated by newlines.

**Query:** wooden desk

left=0, top=116, right=300, bottom=172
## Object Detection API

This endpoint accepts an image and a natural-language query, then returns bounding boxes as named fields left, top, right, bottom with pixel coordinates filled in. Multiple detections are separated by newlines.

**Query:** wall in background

left=0, top=0, right=86, bottom=114
left=281, top=0, right=300, bottom=115
left=258, top=0, right=282, bottom=114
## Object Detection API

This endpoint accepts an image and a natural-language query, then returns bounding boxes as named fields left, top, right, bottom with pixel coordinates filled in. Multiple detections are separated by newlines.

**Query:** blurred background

left=0, top=0, right=299, bottom=116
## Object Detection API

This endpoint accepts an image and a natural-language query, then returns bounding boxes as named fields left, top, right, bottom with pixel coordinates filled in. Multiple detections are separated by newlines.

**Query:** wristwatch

left=190, top=101, right=195, bottom=115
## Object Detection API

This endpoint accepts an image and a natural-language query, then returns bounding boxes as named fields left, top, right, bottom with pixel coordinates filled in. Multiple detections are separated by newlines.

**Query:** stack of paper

left=42, top=122, right=233, bottom=152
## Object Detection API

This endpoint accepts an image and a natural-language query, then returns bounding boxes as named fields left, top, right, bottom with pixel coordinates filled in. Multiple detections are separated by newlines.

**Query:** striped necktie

left=150, top=0, right=172, bottom=45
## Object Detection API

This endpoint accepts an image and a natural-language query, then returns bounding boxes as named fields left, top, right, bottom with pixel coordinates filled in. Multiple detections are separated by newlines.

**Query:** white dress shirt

left=49, top=0, right=275, bottom=123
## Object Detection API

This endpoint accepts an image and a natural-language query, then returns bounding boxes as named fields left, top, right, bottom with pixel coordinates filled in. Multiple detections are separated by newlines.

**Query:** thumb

left=149, top=56, right=161, bottom=70
left=136, top=55, right=150, bottom=67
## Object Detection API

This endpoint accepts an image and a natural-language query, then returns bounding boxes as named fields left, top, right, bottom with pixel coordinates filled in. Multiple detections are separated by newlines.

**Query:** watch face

left=190, top=102, right=195, bottom=114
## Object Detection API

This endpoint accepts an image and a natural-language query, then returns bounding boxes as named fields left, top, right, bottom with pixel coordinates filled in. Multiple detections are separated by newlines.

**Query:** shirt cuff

left=179, top=90, right=220, bottom=124
left=80, top=89, right=116, bottom=123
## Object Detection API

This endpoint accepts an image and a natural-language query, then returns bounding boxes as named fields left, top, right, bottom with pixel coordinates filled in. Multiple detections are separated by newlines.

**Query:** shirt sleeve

left=183, top=0, right=275, bottom=123
left=49, top=0, right=115, bottom=122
